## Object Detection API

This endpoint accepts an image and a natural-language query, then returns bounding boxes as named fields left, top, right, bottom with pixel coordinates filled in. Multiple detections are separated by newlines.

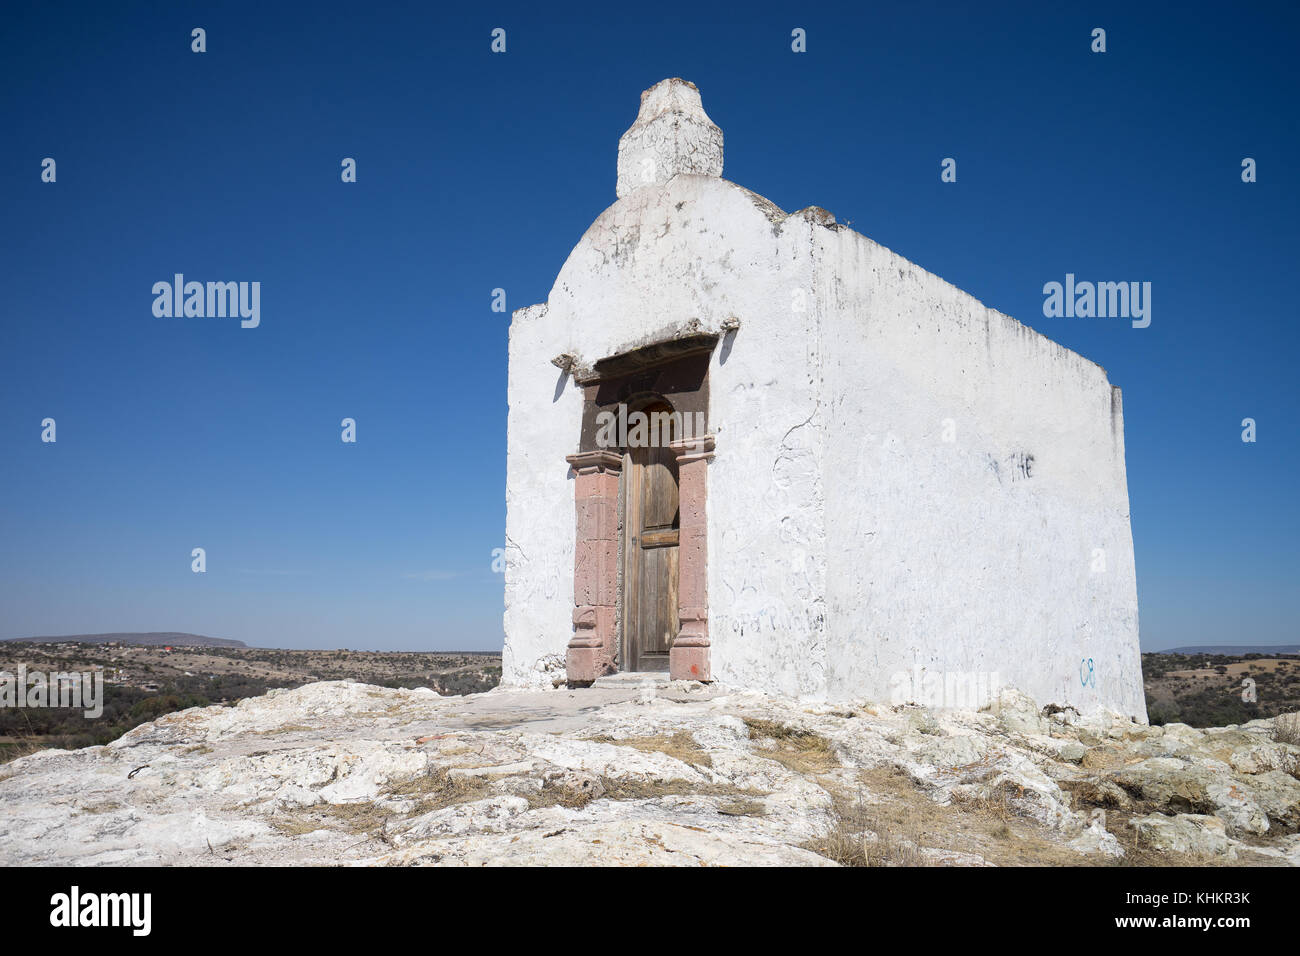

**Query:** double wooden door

left=621, top=403, right=680, bottom=671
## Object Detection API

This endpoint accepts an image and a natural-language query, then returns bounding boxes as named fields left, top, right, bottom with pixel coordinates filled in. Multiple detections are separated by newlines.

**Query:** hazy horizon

left=2, top=629, right=1297, bottom=657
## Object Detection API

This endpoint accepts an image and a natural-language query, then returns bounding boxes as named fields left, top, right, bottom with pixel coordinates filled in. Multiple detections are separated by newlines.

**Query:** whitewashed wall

left=813, top=225, right=1144, bottom=719
left=502, top=302, right=579, bottom=687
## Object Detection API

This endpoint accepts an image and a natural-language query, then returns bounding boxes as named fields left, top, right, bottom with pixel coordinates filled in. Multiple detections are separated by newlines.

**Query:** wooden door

left=622, top=403, right=680, bottom=672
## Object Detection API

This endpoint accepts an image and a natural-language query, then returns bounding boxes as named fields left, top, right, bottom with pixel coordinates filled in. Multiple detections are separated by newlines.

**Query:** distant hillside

left=2, top=632, right=246, bottom=648
left=1162, top=644, right=1300, bottom=656
left=1143, top=650, right=1300, bottom=727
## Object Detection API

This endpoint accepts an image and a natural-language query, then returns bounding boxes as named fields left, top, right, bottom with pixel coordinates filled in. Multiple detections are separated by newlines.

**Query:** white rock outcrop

left=1, top=682, right=1296, bottom=866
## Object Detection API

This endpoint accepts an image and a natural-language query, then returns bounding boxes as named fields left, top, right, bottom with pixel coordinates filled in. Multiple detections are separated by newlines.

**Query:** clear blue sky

left=1, top=1, right=1295, bottom=651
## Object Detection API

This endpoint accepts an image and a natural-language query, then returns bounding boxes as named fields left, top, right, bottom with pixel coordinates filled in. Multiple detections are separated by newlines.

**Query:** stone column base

left=565, top=605, right=616, bottom=685
left=669, top=642, right=711, bottom=682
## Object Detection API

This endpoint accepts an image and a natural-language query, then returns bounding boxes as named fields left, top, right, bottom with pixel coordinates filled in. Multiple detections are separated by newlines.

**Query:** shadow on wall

left=719, top=327, right=737, bottom=365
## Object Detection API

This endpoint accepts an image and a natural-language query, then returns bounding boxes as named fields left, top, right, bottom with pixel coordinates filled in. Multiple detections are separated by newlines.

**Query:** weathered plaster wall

left=502, top=302, right=581, bottom=687
left=812, top=225, right=1145, bottom=719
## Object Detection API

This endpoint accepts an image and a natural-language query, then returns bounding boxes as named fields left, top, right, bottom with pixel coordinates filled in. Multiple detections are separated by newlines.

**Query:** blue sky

left=1, top=1, right=1295, bottom=651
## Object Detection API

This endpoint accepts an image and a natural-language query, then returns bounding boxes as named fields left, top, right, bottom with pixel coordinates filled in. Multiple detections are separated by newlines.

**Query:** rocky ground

left=2, top=678, right=1298, bottom=866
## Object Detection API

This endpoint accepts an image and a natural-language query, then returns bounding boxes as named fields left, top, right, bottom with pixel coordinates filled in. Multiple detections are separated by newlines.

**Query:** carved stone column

left=668, top=435, right=715, bottom=682
left=563, top=450, right=622, bottom=685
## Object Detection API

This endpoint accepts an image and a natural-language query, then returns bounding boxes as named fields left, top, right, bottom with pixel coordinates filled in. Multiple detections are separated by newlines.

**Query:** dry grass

left=717, top=799, right=766, bottom=817
left=806, top=765, right=1153, bottom=868
left=525, top=771, right=766, bottom=810
left=0, top=738, right=46, bottom=768
left=253, top=724, right=314, bottom=736
left=949, top=785, right=1015, bottom=824
left=275, top=801, right=394, bottom=836
left=269, top=815, right=332, bottom=837
left=385, top=766, right=491, bottom=816
left=804, top=787, right=923, bottom=866
left=75, top=800, right=124, bottom=815
left=591, top=731, right=713, bottom=768
left=525, top=744, right=773, bottom=807
left=599, top=776, right=766, bottom=803
left=1273, top=713, right=1300, bottom=747
left=1059, top=777, right=1131, bottom=811
left=527, top=777, right=603, bottom=810
left=273, top=797, right=443, bottom=839
left=743, top=718, right=839, bottom=773
left=270, top=766, right=492, bottom=840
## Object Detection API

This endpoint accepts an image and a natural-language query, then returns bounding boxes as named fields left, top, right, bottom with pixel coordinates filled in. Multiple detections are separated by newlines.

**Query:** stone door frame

left=563, top=340, right=716, bottom=685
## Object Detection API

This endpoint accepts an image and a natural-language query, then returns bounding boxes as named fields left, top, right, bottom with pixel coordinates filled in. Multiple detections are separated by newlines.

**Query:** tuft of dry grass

left=527, top=776, right=603, bottom=810
left=717, top=799, right=766, bottom=817
left=526, top=771, right=766, bottom=811
left=591, top=731, right=713, bottom=768
left=949, top=786, right=1015, bottom=824
left=290, top=801, right=394, bottom=836
left=268, top=815, right=331, bottom=837
left=0, top=738, right=46, bottom=768
left=742, top=718, right=808, bottom=741
left=743, top=718, right=839, bottom=773
left=1059, top=777, right=1131, bottom=811
left=270, top=765, right=493, bottom=840
left=253, top=724, right=314, bottom=736
left=385, top=766, right=491, bottom=816
left=600, top=776, right=766, bottom=802
left=804, top=788, right=923, bottom=867
left=1273, top=713, right=1300, bottom=747
left=75, top=800, right=125, bottom=816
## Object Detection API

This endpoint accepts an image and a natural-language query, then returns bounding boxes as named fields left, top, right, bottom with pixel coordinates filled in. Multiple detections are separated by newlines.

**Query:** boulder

left=983, top=689, right=1048, bottom=736
left=1130, top=814, right=1232, bottom=857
